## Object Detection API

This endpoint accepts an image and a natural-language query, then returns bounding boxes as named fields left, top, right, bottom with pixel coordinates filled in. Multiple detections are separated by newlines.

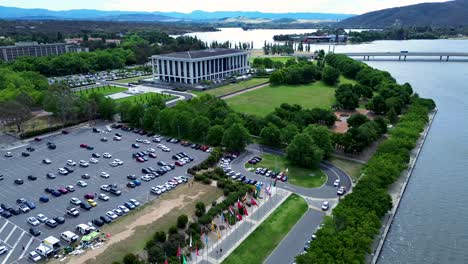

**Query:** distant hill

left=0, top=6, right=354, bottom=22
left=340, top=0, right=468, bottom=27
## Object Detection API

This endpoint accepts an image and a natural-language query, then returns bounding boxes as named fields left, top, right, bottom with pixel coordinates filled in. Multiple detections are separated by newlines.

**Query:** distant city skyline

left=0, top=0, right=449, bottom=15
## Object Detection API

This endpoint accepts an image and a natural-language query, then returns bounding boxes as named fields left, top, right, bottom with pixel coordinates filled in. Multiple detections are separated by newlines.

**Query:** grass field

left=226, top=81, right=335, bottom=117
left=222, top=193, right=308, bottom=264
left=246, top=153, right=327, bottom=188
left=75, top=182, right=223, bottom=264
left=115, top=75, right=152, bottom=84
left=249, top=56, right=295, bottom=64
left=76, top=86, right=128, bottom=97
left=328, top=157, right=364, bottom=182
left=116, top=93, right=176, bottom=104
left=204, top=78, right=269, bottom=97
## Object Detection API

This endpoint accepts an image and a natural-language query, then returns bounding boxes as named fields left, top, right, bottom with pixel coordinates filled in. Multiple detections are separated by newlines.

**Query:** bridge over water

left=338, top=52, right=468, bottom=61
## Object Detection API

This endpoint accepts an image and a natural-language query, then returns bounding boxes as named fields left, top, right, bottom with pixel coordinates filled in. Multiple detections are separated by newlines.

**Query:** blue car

left=51, top=190, right=62, bottom=197
left=39, top=196, right=49, bottom=203
left=133, top=180, right=142, bottom=186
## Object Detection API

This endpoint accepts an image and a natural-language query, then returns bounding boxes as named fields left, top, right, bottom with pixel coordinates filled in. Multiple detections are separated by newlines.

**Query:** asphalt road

left=0, top=123, right=209, bottom=264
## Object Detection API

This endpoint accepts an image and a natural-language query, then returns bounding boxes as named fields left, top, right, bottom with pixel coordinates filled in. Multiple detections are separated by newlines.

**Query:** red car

left=136, top=157, right=145, bottom=162
left=34, top=137, right=42, bottom=142
left=84, top=194, right=95, bottom=199
left=58, top=188, right=69, bottom=194
left=175, top=161, right=183, bottom=166
left=80, top=144, right=88, bottom=148
left=149, top=153, right=157, bottom=158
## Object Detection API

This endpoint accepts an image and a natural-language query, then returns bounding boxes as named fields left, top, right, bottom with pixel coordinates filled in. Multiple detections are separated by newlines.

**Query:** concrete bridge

left=338, top=52, right=468, bottom=61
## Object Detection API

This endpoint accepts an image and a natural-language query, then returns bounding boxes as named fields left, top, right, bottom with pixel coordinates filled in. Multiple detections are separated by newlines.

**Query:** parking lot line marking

left=1, top=231, right=25, bottom=264
left=0, top=222, right=9, bottom=233
left=18, top=235, right=33, bottom=260
left=4, top=226, right=17, bottom=244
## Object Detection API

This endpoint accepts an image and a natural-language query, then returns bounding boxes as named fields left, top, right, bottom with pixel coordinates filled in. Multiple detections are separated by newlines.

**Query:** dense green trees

left=335, top=84, right=359, bottom=110
left=222, top=123, right=251, bottom=152
left=0, top=68, right=48, bottom=104
left=322, top=66, right=340, bottom=86
left=347, top=113, right=369, bottom=128
left=260, top=123, right=282, bottom=146
left=303, top=124, right=334, bottom=158
left=286, top=133, right=323, bottom=169
left=269, top=61, right=321, bottom=85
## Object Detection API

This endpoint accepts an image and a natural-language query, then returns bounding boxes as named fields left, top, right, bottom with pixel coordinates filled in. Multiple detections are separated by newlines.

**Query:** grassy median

left=76, top=85, right=128, bottom=96
left=328, top=157, right=364, bottom=182
left=246, top=153, right=327, bottom=188
left=115, top=92, right=176, bottom=104
left=222, top=193, right=308, bottom=264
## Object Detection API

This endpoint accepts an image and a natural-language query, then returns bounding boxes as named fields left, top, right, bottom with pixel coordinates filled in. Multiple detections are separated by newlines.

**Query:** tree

left=367, top=95, right=387, bottom=114
left=387, top=107, right=398, bottom=124
left=335, top=84, right=359, bottom=110
left=142, top=106, right=160, bottom=131
left=260, top=123, right=282, bottom=147
left=347, top=113, right=369, bottom=128
left=0, top=100, right=32, bottom=132
left=206, top=125, right=224, bottom=146
left=153, top=231, right=166, bottom=243
left=222, top=123, right=251, bottom=152
left=303, top=124, right=334, bottom=158
left=322, top=66, right=340, bottom=86
left=123, top=253, right=142, bottom=264
left=286, top=133, right=324, bottom=169
left=280, top=124, right=299, bottom=144
left=177, top=215, right=189, bottom=229
left=190, top=116, right=210, bottom=142
left=269, top=71, right=285, bottom=85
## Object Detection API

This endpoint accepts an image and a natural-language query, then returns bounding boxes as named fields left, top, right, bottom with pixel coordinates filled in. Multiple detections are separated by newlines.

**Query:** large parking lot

left=0, top=123, right=209, bottom=264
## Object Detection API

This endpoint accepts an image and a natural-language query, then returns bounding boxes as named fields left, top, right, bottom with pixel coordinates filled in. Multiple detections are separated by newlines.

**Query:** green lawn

left=116, top=93, right=176, bottom=104
left=76, top=85, right=127, bottom=97
left=328, top=157, right=363, bottom=182
left=115, top=75, right=152, bottom=84
left=226, top=81, right=335, bottom=117
left=246, top=153, right=327, bottom=188
left=204, top=78, right=269, bottom=97
left=249, top=56, right=295, bottom=64
left=222, top=193, right=308, bottom=264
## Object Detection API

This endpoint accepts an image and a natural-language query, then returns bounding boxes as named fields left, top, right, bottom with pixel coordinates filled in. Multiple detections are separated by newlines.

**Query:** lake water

left=187, top=28, right=468, bottom=264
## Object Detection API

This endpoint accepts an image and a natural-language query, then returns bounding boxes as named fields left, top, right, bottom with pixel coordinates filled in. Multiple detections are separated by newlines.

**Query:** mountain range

left=0, top=6, right=353, bottom=22
left=340, top=0, right=468, bottom=27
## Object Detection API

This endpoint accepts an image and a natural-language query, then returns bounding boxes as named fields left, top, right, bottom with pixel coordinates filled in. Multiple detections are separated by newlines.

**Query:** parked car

left=321, top=201, right=330, bottom=211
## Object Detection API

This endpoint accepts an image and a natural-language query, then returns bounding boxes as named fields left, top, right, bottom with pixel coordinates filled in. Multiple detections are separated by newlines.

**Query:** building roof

left=153, top=49, right=247, bottom=60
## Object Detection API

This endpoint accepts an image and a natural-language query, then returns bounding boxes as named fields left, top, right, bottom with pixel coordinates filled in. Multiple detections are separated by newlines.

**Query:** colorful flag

left=243, top=206, right=249, bottom=216
left=217, top=227, right=221, bottom=239
left=251, top=198, right=258, bottom=206
left=220, top=213, right=225, bottom=223
left=176, top=244, right=181, bottom=258
left=236, top=213, right=243, bottom=221
left=205, top=233, right=209, bottom=247
left=164, top=252, right=168, bottom=264
left=196, top=246, right=199, bottom=256
left=189, top=233, right=192, bottom=248
left=228, top=206, right=235, bottom=216
left=182, top=255, right=187, bottom=264
left=242, top=193, right=247, bottom=203
left=211, top=220, right=216, bottom=231
left=237, top=199, right=243, bottom=209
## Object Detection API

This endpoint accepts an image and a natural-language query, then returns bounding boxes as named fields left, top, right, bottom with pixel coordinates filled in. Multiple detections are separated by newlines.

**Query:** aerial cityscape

left=0, top=0, right=466, bottom=264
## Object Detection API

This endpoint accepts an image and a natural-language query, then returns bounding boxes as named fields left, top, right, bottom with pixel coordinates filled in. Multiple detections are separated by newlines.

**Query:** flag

left=196, top=246, right=199, bottom=256
left=251, top=198, right=258, bottom=206
left=189, top=233, right=192, bottom=248
left=236, top=213, right=243, bottom=221
left=242, top=193, right=247, bottom=203
left=176, top=244, right=181, bottom=258
left=243, top=206, right=249, bottom=216
left=182, top=255, right=187, bottom=264
left=205, top=233, right=209, bottom=247
left=211, top=220, right=216, bottom=231
left=220, top=213, right=225, bottom=223
left=237, top=199, right=243, bottom=209
left=217, top=227, right=221, bottom=239
left=164, top=252, right=168, bottom=264
left=265, top=185, right=271, bottom=197
left=229, top=206, right=235, bottom=216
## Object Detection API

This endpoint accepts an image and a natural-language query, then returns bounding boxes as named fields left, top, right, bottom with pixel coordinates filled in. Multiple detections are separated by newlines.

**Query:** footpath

left=193, top=188, right=291, bottom=264
left=369, top=109, right=438, bottom=264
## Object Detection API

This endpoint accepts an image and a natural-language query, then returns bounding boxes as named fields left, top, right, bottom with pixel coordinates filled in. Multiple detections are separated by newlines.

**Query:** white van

left=60, top=231, right=79, bottom=243
left=76, top=224, right=95, bottom=235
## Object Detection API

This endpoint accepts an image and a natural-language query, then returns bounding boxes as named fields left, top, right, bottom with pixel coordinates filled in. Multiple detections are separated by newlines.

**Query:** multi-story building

left=150, top=49, right=250, bottom=85
left=0, top=42, right=86, bottom=62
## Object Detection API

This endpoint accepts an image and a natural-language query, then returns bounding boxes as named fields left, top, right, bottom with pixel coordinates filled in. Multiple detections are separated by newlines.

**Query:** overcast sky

left=0, top=0, right=449, bottom=14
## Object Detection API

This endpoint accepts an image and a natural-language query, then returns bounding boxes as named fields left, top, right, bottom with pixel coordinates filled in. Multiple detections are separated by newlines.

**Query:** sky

left=0, top=0, right=449, bottom=14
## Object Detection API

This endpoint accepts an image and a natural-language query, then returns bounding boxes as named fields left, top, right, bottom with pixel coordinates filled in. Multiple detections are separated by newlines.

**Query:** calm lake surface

left=187, top=28, right=468, bottom=264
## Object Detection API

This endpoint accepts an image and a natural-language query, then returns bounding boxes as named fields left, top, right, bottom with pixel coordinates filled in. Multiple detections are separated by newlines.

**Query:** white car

left=90, top=158, right=99, bottom=164
left=70, top=197, right=82, bottom=205
left=28, top=251, right=42, bottom=262
left=105, top=211, right=118, bottom=220
left=36, top=214, right=48, bottom=223
left=333, top=179, right=340, bottom=187
left=141, top=175, right=151, bottom=181
left=100, top=185, right=111, bottom=192
left=118, top=205, right=130, bottom=213
left=156, top=144, right=164, bottom=148
left=77, top=180, right=88, bottom=187
left=114, top=159, right=123, bottom=165
left=79, top=160, right=89, bottom=167
left=321, top=201, right=330, bottom=211
left=58, top=168, right=68, bottom=175
left=337, top=186, right=346, bottom=196
left=103, top=153, right=112, bottom=159
left=143, top=140, right=150, bottom=144
left=157, top=185, right=167, bottom=192
left=27, top=217, right=41, bottom=226
left=4, top=152, right=12, bottom=157
left=113, top=136, right=121, bottom=141
left=67, top=160, right=77, bottom=166
left=109, top=161, right=119, bottom=167
left=98, top=193, right=110, bottom=201
left=129, top=199, right=140, bottom=207
left=151, top=187, right=162, bottom=195
left=175, top=176, right=188, bottom=183
left=100, top=172, right=110, bottom=178
left=42, top=158, right=52, bottom=164
left=147, top=148, right=156, bottom=153
left=136, top=138, right=143, bottom=143
left=162, top=147, right=171, bottom=152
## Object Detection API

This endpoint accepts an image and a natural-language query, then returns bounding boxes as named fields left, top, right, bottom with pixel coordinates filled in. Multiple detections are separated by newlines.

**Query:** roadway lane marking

left=18, top=236, right=34, bottom=260
left=1, top=231, right=25, bottom=264
left=0, top=222, right=9, bottom=233
left=4, top=226, right=17, bottom=244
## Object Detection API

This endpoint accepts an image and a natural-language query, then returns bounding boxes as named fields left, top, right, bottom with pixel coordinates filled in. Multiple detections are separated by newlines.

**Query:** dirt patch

left=331, top=109, right=378, bottom=134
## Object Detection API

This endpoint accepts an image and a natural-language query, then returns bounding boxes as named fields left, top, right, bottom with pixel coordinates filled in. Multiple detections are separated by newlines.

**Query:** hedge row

left=19, top=120, right=86, bottom=139
left=296, top=96, right=435, bottom=264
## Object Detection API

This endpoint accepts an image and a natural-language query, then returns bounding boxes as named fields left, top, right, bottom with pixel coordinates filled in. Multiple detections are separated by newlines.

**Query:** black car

left=166, top=137, right=172, bottom=142
left=1, top=210, right=12, bottom=218
left=29, top=228, right=41, bottom=236
left=127, top=174, right=137, bottom=180
left=80, top=202, right=92, bottom=210
left=81, top=174, right=91, bottom=179
left=47, top=142, right=56, bottom=149
left=100, top=215, right=112, bottom=223
left=92, top=127, right=100, bottom=133
left=8, top=208, right=20, bottom=215
left=21, top=152, right=30, bottom=157
left=44, top=187, right=54, bottom=194
left=54, top=216, right=66, bottom=224
left=1, top=203, right=12, bottom=211
left=93, top=218, right=105, bottom=227
left=115, top=133, right=122, bottom=137
left=92, top=153, right=101, bottom=158
left=132, top=153, right=140, bottom=158
left=28, top=175, right=37, bottom=181
left=14, top=179, right=24, bottom=185
left=51, top=190, right=62, bottom=197
left=141, top=168, right=151, bottom=174
left=26, top=147, right=35, bottom=152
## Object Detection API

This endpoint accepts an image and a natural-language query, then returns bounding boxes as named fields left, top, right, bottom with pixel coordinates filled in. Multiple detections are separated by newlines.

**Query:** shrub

left=168, top=225, right=178, bottom=235
left=153, top=231, right=166, bottom=243
left=202, top=178, right=212, bottom=185
left=177, top=215, right=189, bottom=229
